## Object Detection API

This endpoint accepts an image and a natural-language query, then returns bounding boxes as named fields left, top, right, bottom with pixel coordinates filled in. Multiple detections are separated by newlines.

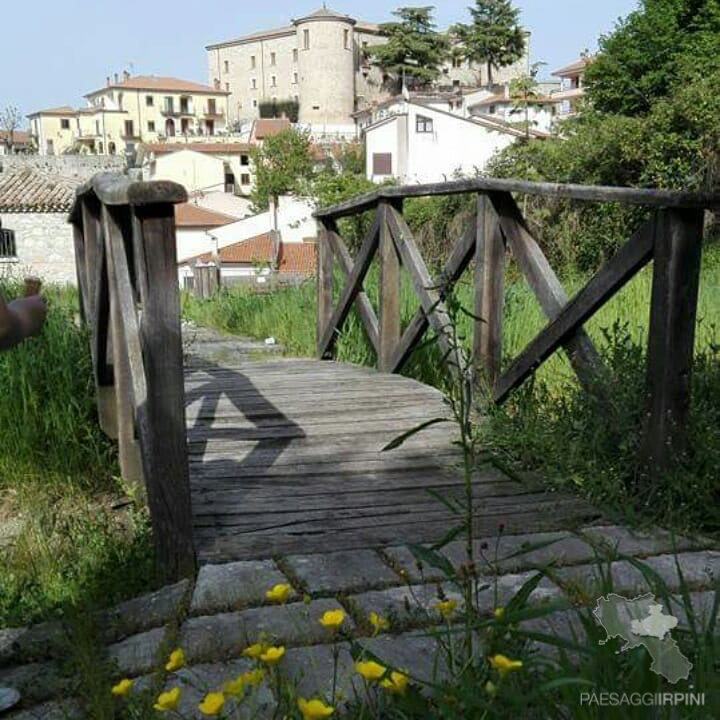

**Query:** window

left=416, top=115, right=433, bottom=133
left=488, top=104, right=496, bottom=115
left=226, top=82, right=230, bottom=92
left=270, top=52, right=276, bottom=66
left=206, top=119, right=215, bottom=135
left=271, top=75, right=277, bottom=87
left=452, top=56, right=463, bottom=68
left=372, top=153, right=392, bottom=175
left=146, top=95, right=154, bottom=106
left=303, top=29, right=310, bottom=49
left=61, top=118, right=71, bottom=130
left=148, top=121, right=155, bottom=132
left=181, top=118, right=190, bottom=134
left=251, top=78, right=257, bottom=89
left=241, top=154, right=249, bottom=166
left=252, top=99, right=258, bottom=108
left=208, top=98, right=217, bottom=115
left=224, top=60, right=230, bottom=73
left=343, top=29, right=349, bottom=49
left=293, top=72, right=298, bottom=84
left=240, top=173, right=251, bottom=185
left=180, top=96, right=190, bottom=114
left=0, top=225, right=16, bottom=259
left=164, top=96, right=174, bottom=113
left=293, top=48, right=298, bottom=62
left=224, top=165, right=235, bottom=192
left=124, top=120, right=135, bottom=137
left=312, top=104, right=320, bottom=110
left=251, top=55, right=256, bottom=69
left=118, top=93, right=123, bottom=110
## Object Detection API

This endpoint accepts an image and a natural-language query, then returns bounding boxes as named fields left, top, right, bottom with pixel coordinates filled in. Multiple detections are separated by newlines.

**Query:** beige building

left=552, top=57, right=590, bottom=116
left=28, top=75, right=230, bottom=156
left=207, top=6, right=531, bottom=130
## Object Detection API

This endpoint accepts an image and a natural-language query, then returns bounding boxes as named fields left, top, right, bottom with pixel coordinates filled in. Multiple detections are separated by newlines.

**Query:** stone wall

left=0, top=155, right=126, bottom=181
left=0, top=212, right=76, bottom=285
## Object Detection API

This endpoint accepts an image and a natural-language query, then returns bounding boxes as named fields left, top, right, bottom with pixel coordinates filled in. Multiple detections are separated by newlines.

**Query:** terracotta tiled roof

left=552, top=57, right=590, bottom=78
left=0, top=130, right=30, bottom=145
left=187, top=233, right=274, bottom=265
left=252, top=118, right=292, bottom=140
left=175, top=203, right=236, bottom=228
left=0, top=166, right=79, bottom=212
left=86, top=76, right=229, bottom=97
left=27, top=106, right=77, bottom=118
left=277, top=241, right=316, bottom=275
left=144, top=142, right=253, bottom=155
left=470, top=93, right=558, bottom=107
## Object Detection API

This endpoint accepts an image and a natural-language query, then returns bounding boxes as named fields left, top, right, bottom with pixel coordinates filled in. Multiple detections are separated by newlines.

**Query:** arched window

left=166, top=118, right=176, bottom=137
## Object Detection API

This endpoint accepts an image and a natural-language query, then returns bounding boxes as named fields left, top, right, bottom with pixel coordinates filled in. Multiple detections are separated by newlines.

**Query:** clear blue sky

left=4, top=1, right=639, bottom=124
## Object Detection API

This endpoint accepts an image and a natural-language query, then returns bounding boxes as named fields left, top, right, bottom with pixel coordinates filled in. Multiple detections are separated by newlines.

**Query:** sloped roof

left=470, top=93, right=559, bottom=108
left=206, top=25, right=295, bottom=50
left=26, top=106, right=77, bottom=118
left=252, top=118, right=292, bottom=140
left=186, top=233, right=274, bottom=264
left=0, top=130, right=30, bottom=145
left=277, top=241, right=316, bottom=275
left=552, top=57, right=590, bottom=77
left=294, top=7, right=356, bottom=23
left=0, top=166, right=79, bottom=213
left=175, top=203, right=237, bottom=228
left=144, top=142, right=253, bottom=155
left=86, top=75, right=229, bottom=97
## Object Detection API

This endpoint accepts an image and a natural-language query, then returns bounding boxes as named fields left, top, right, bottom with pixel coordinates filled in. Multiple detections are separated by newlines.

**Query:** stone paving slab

left=283, top=549, right=401, bottom=596
left=0, top=622, right=66, bottom=666
left=190, top=560, right=292, bottom=615
left=281, top=642, right=356, bottom=701
left=181, top=599, right=352, bottom=664
left=0, top=662, right=67, bottom=705
left=107, top=626, right=167, bottom=676
left=5, top=698, right=82, bottom=720
left=359, top=631, right=449, bottom=684
left=581, top=525, right=710, bottom=557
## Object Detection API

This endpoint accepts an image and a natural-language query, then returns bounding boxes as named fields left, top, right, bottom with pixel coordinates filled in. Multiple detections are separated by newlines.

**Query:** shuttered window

left=372, top=153, right=392, bottom=176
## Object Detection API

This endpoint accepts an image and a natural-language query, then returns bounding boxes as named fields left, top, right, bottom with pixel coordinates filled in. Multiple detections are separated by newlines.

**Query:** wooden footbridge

left=68, top=174, right=715, bottom=580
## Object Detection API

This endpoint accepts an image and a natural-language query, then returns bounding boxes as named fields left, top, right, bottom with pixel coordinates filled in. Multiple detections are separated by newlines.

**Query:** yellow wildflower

left=355, top=660, right=386, bottom=682
left=494, top=607, right=505, bottom=620
left=489, top=654, right=523, bottom=677
left=380, top=671, right=408, bottom=695
left=111, top=678, right=133, bottom=697
left=368, top=612, right=389, bottom=635
left=485, top=680, right=497, bottom=697
left=260, top=645, right=286, bottom=664
left=297, top=697, right=335, bottom=720
left=433, top=599, right=457, bottom=620
left=154, top=687, right=180, bottom=712
left=222, top=676, right=245, bottom=698
left=319, top=609, right=345, bottom=631
left=165, top=648, right=185, bottom=672
left=242, top=642, right=267, bottom=659
left=198, top=692, right=225, bottom=716
left=241, top=668, right=265, bottom=687
left=265, top=583, right=292, bottom=604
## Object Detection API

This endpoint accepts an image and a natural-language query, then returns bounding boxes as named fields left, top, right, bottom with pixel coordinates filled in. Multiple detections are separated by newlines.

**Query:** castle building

left=206, top=6, right=530, bottom=131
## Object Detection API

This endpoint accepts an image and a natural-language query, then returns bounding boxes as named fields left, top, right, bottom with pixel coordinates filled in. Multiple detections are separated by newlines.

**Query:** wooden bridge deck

left=185, top=358, right=600, bottom=564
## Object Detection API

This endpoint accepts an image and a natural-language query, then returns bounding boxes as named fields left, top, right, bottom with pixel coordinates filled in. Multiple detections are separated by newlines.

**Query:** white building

left=363, top=99, right=543, bottom=185
left=468, top=90, right=559, bottom=133
left=551, top=57, right=591, bottom=117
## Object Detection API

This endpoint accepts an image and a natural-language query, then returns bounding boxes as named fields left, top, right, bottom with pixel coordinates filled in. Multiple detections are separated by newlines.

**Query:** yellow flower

left=494, top=607, right=505, bottom=620
left=485, top=680, right=497, bottom=697
left=265, top=583, right=292, bottom=604
left=241, top=668, right=265, bottom=687
left=380, top=671, right=408, bottom=695
left=260, top=645, right=286, bottom=664
left=368, top=612, right=389, bottom=635
left=222, top=676, right=245, bottom=698
left=165, top=648, right=185, bottom=672
left=242, top=642, right=267, bottom=659
left=198, top=692, right=225, bottom=716
left=111, top=678, right=133, bottom=697
left=433, top=599, right=457, bottom=620
left=319, top=609, right=345, bottom=631
left=154, top=687, right=180, bottom=712
left=355, top=660, right=386, bottom=682
left=489, top=654, right=523, bottom=677
left=297, top=697, right=335, bottom=720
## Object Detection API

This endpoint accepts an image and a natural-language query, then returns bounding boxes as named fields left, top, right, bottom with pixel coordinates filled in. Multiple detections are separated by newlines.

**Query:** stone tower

left=294, top=8, right=356, bottom=126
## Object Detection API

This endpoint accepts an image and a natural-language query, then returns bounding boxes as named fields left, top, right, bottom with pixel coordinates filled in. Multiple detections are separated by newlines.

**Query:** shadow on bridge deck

left=184, top=358, right=600, bottom=564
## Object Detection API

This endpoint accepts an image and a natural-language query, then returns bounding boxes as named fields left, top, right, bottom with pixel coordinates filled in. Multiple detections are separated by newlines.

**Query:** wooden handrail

left=315, top=177, right=720, bottom=219
left=315, top=178, right=708, bottom=484
left=68, top=172, right=195, bottom=582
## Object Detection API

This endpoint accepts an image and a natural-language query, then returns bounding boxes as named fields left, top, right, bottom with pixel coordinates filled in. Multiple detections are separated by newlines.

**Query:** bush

left=258, top=99, right=300, bottom=123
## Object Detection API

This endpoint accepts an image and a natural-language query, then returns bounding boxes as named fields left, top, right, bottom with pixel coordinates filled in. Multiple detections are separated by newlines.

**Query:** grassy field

left=183, top=245, right=720, bottom=533
left=0, top=281, right=154, bottom=627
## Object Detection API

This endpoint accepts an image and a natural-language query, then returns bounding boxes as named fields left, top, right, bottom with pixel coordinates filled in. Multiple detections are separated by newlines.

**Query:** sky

left=2, top=1, right=640, bottom=123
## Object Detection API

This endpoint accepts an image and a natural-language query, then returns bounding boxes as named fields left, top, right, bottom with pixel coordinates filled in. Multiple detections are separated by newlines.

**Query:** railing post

left=316, top=218, right=334, bottom=358
left=638, top=207, right=704, bottom=480
left=474, top=193, right=505, bottom=391
left=379, top=199, right=402, bottom=372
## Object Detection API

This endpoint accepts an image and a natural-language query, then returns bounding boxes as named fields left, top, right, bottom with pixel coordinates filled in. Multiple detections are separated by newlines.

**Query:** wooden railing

left=68, top=173, right=195, bottom=581
left=315, top=177, right=718, bottom=481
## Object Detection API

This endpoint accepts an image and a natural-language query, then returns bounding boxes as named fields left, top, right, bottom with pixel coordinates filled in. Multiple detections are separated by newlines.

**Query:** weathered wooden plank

left=71, top=222, right=88, bottom=323
left=317, top=210, right=381, bottom=358
left=474, top=193, right=505, bottom=390
left=638, top=208, right=704, bottom=478
left=379, top=200, right=402, bottom=371
left=327, top=228, right=379, bottom=353
left=489, top=191, right=606, bottom=395
left=494, top=214, right=658, bottom=403
left=389, top=213, right=477, bottom=373
left=316, top=219, right=334, bottom=355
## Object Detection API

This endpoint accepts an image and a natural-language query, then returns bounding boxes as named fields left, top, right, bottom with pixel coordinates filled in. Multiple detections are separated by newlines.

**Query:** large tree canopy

left=452, top=0, right=526, bottom=87
left=370, top=7, right=449, bottom=89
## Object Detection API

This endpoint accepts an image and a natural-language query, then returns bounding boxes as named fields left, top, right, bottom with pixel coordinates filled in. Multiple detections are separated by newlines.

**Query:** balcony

left=204, top=109, right=225, bottom=118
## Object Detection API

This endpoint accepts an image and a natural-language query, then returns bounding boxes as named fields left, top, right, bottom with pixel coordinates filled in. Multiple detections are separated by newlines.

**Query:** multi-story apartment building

left=207, top=6, right=530, bottom=129
left=552, top=57, right=590, bottom=116
left=28, top=74, right=230, bottom=156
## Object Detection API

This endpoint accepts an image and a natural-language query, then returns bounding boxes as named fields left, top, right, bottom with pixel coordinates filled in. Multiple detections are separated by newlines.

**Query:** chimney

left=106, top=76, right=111, bottom=87
left=114, top=73, right=119, bottom=84
left=123, top=70, right=130, bottom=81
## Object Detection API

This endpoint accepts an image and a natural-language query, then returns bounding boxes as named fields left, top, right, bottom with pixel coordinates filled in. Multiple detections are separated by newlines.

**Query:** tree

left=452, top=0, right=525, bottom=88
left=370, top=7, right=449, bottom=91
left=249, top=129, right=313, bottom=211
left=1, top=106, right=22, bottom=153
left=509, top=62, right=546, bottom=139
